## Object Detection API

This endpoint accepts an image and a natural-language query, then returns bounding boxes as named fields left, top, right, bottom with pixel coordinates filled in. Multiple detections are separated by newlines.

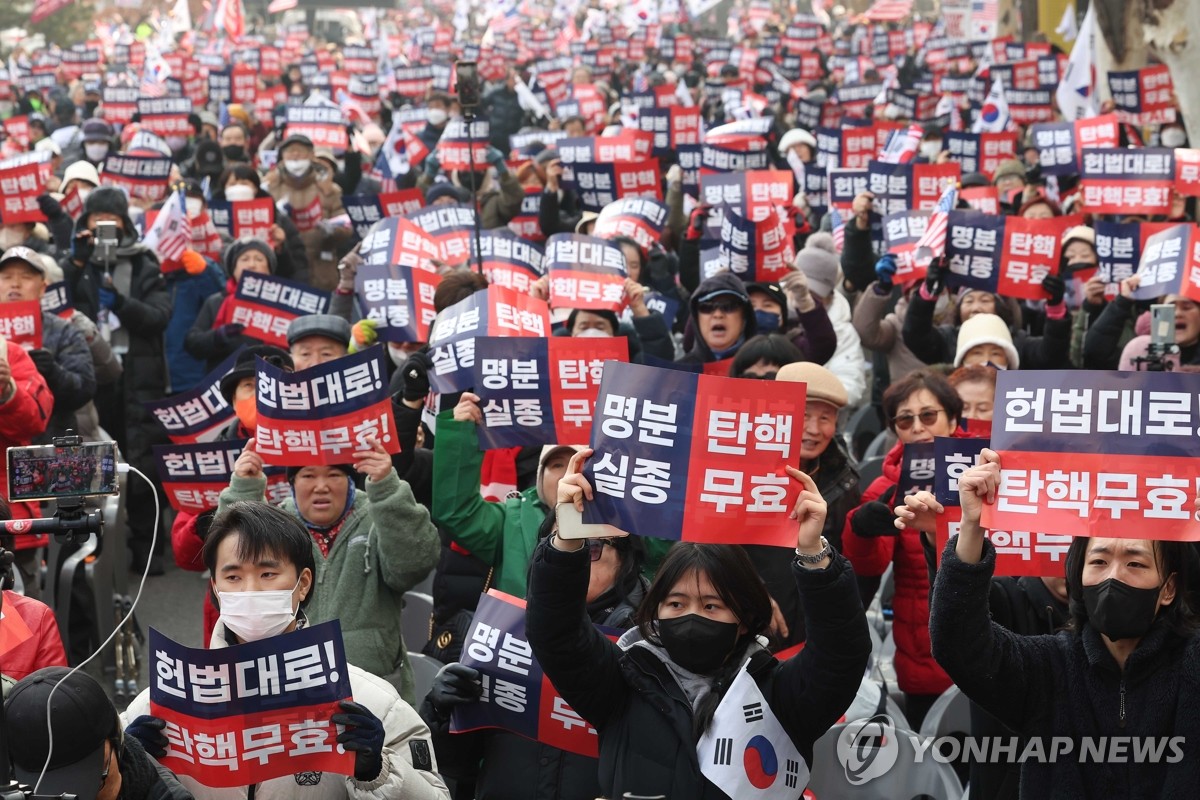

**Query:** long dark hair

left=1064, top=537, right=1199, bottom=638
left=635, top=543, right=773, bottom=736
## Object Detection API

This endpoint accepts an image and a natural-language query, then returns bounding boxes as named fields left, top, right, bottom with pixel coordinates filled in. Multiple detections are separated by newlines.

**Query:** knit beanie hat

left=223, top=238, right=277, bottom=278
left=793, top=232, right=840, bottom=297
left=954, top=313, right=1019, bottom=368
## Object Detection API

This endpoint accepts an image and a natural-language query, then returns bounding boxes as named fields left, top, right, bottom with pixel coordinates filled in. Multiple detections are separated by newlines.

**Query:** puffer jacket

left=37, top=311, right=95, bottom=439
left=525, top=537, right=870, bottom=799
left=218, top=470, right=440, bottom=704
left=164, top=259, right=227, bottom=392
left=0, top=341, right=53, bottom=525
left=841, top=438, right=955, bottom=696
left=675, top=271, right=758, bottom=365
left=123, top=622, right=450, bottom=800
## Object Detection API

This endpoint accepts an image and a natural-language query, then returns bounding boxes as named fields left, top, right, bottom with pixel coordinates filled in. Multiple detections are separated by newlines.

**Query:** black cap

left=219, top=345, right=294, bottom=403
left=4, top=667, right=117, bottom=800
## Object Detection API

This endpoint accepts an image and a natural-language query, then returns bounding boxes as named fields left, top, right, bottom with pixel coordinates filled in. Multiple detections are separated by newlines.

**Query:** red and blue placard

left=582, top=361, right=806, bottom=547
left=149, top=621, right=355, bottom=787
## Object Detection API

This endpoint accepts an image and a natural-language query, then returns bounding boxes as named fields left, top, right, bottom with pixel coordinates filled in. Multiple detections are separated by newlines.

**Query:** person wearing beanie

left=215, top=433, right=440, bottom=704
left=954, top=313, right=1020, bottom=369
left=1017, top=188, right=1061, bottom=219
left=793, top=232, right=867, bottom=406
left=903, top=255, right=1072, bottom=370
left=61, top=184, right=172, bottom=575
left=729, top=361, right=861, bottom=647
left=992, top=158, right=1027, bottom=196
left=744, top=277, right=837, bottom=365
left=185, top=238, right=278, bottom=371
left=424, top=181, right=473, bottom=206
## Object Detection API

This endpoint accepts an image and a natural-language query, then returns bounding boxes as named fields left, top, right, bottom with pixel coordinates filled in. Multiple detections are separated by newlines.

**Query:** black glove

left=923, top=255, right=948, bottom=297
left=400, top=351, right=434, bottom=402
left=215, top=323, right=245, bottom=343
left=850, top=486, right=899, bottom=538
left=36, top=193, right=63, bottom=219
left=1041, top=273, right=1065, bottom=306
left=27, top=349, right=59, bottom=382
left=71, top=230, right=95, bottom=265
left=125, top=715, right=169, bottom=759
left=332, top=700, right=386, bottom=782
left=428, top=663, right=482, bottom=714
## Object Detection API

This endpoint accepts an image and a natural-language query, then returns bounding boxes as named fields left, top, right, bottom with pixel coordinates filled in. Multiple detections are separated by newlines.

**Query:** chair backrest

left=863, top=429, right=896, bottom=461
left=808, top=721, right=962, bottom=800
left=407, top=652, right=442, bottom=705
left=919, top=685, right=972, bottom=740
left=857, top=456, right=886, bottom=491
left=402, top=591, right=435, bottom=653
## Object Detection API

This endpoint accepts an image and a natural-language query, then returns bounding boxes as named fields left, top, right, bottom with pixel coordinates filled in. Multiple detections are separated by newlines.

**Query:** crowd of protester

left=1, top=0, right=1199, bottom=798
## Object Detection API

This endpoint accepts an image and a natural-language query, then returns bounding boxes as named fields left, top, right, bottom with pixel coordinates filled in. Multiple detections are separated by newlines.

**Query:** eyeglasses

left=586, top=539, right=611, bottom=561
left=697, top=298, right=740, bottom=315
left=892, top=408, right=945, bottom=431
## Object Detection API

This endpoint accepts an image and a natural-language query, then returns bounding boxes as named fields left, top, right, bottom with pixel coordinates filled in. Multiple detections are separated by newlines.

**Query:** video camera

left=3, top=433, right=118, bottom=546
left=1133, top=303, right=1181, bottom=372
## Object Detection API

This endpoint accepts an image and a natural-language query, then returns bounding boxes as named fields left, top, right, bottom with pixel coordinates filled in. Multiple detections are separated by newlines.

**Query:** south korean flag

left=698, top=665, right=809, bottom=798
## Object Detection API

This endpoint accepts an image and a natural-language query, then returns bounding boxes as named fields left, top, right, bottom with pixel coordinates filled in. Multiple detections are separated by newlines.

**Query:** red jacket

left=1, top=590, right=67, bottom=681
left=172, top=511, right=219, bottom=646
left=842, top=438, right=958, bottom=697
left=0, top=342, right=54, bottom=542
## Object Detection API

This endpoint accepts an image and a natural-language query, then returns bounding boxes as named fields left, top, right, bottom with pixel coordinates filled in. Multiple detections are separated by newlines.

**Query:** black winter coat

left=526, top=538, right=870, bottom=799
left=902, top=291, right=1072, bottom=369
left=931, top=538, right=1200, bottom=799
left=38, top=312, right=96, bottom=439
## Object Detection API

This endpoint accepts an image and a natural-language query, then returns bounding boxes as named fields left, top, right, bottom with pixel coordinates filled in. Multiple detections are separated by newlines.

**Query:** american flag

left=878, top=124, right=923, bottom=164
left=830, top=206, right=846, bottom=254
left=914, top=184, right=957, bottom=268
left=143, top=188, right=191, bottom=263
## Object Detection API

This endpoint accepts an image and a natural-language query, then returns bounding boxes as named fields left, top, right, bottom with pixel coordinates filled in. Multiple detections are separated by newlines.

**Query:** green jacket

left=218, top=470, right=439, bottom=704
left=431, top=413, right=549, bottom=598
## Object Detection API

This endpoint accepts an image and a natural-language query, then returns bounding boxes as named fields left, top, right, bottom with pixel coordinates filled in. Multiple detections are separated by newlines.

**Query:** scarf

left=293, top=481, right=356, bottom=557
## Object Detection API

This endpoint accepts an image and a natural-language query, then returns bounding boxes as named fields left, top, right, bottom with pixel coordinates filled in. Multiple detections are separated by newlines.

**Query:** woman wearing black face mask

left=526, top=449, right=871, bottom=799
left=923, top=448, right=1200, bottom=798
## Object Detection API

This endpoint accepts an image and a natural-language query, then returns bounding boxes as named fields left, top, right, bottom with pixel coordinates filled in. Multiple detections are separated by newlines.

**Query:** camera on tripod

left=4, top=433, right=118, bottom=544
left=1134, top=303, right=1181, bottom=372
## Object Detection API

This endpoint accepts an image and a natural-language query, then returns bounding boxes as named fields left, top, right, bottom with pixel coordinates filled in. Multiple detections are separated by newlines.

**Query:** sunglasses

left=586, top=539, right=612, bottom=561
left=697, top=298, right=740, bottom=315
left=741, top=371, right=778, bottom=381
left=892, top=408, right=945, bottom=431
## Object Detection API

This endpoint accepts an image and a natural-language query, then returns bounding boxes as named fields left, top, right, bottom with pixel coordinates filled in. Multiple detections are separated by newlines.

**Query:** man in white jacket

left=122, top=501, right=450, bottom=800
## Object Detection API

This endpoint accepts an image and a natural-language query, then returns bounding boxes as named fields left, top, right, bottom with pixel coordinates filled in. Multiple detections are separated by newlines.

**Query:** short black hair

left=730, top=334, right=804, bottom=378
left=203, top=502, right=316, bottom=610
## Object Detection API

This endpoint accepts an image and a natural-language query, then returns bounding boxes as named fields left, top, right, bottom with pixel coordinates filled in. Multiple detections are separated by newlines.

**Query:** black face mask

left=222, top=145, right=248, bottom=162
left=1083, top=578, right=1163, bottom=641
left=657, top=613, right=739, bottom=674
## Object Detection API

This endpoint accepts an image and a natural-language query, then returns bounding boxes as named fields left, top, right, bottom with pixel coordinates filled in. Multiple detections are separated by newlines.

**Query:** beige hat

left=776, top=362, right=848, bottom=409
left=954, top=313, right=1019, bottom=368
left=992, top=158, right=1027, bottom=184
left=536, top=444, right=583, bottom=506
left=1062, top=225, right=1095, bottom=248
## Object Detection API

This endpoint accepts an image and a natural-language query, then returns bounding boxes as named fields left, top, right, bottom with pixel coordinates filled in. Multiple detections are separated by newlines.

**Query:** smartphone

left=456, top=61, right=481, bottom=111
left=7, top=442, right=119, bottom=503
left=1150, top=303, right=1177, bottom=348
left=95, top=220, right=119, bottom=248
left=555, top=503, right=627, bottom=541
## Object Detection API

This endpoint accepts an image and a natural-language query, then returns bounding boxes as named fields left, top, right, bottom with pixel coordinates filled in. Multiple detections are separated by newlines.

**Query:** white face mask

left=284, top=158, right=311, bottom=177
left=217, top=578, right=302, bottom=642
left=0, top=228, right=24, bottom=249
left=1162, top=127, right=1187, bottom=148
left=427, top=108, right=448, bottom=126
left=185, top=197, right=204, bottom=219
left=387, top=344, right=407, bottom=367
left=920, top=140, right=943, bottom=160
left=76, top=188, right=92, bottom=204
left=166, top=135, right=188, bottom=152
left=85, top=143, right=109, bottom=162
left=225, top=184, right=257, bottom=202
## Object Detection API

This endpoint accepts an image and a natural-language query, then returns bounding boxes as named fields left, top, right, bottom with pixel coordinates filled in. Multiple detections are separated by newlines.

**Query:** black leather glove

left=332, top=700, right=386, bottom=782
left=850, top=486, right=899, bottom=538
left=36, top=193, right=63, bottom=218
left=428, top=663, right=482, bottom=714
left=923, top=255, right=948, bottom=297
left=400, top=351, right=434, bottom=402
left=125, top=715, right=169, bottom=759
left=1041, top=273, right=1065, bottom=306
left=27, top=349, right=59, bottom=382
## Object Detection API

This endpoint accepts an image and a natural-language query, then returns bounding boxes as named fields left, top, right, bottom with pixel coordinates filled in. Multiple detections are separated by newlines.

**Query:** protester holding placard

left=420, top=145, right=524, bottom=230
left=793, top=232, right=868, bottom=407
left=744, top=275, right=837, bottom=366
left=924, top=449, right=1200, bottom=798
left=1084, top=275, right=1200, bottom=371
left=842, top=369, right=963, bottom=729
left=525, top=449, right=869, bottom=798
left=61, top=185, right=172, bottom=574
left=212, top=163, right=310, bottom=283
left=186, top=239, right=276, bottom=371
left=124, top=501, right=451, bottom=799
left=0, top=246, right=94, bottom=438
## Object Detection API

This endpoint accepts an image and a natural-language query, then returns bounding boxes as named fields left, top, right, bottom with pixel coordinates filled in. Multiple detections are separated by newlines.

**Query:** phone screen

left=7, top=442, right=119, bottom=502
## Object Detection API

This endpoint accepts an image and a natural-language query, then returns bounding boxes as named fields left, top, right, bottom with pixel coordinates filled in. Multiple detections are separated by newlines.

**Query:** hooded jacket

left=525, top=537, right=870, bottom=799
left=37, top=311, right=95, bottom=438
left=217, top=469, right=440, bottom=705
left=123, top=623, right=450, bottom=800
left=676, top=272, right=757, bottom=365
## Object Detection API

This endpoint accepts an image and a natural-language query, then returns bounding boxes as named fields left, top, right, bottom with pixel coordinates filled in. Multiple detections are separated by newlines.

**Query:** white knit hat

left=777, top=128, right=817, bottom=156
left=954, top=313, right=1019, bottom=369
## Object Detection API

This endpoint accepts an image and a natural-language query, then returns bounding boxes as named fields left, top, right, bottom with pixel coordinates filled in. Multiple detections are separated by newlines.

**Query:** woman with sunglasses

left=841, top=369, right=965, bottom=730
left=420, top=534, right=647, bottom=800
left=524, top=450, right=870, bottom=799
